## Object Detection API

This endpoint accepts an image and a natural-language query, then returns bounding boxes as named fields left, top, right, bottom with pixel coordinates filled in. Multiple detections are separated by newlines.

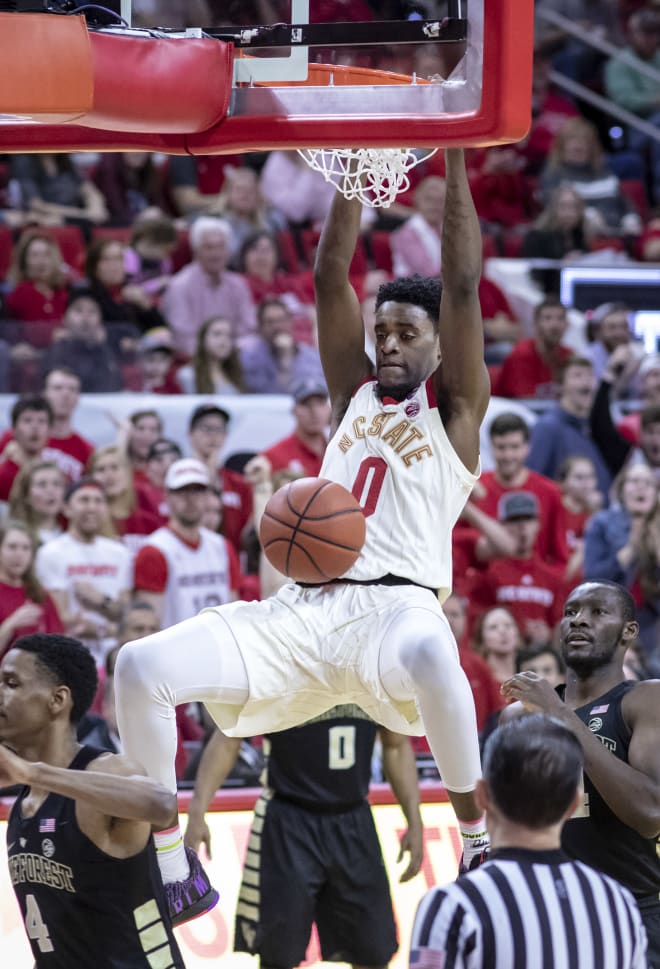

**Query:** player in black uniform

left=0, top=633, right=186, bottom=969
left=185, top=705, right=423, bottom=969
left=502, top=580, right=660, bottom=968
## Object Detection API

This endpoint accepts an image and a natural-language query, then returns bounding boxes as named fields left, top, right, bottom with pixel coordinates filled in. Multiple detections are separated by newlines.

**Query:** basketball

left=260, top=477, right=366, bottom=582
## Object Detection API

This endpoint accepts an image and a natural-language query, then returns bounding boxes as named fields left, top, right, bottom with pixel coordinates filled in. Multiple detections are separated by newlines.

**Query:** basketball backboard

left=0, top=0, right=533, bottom=154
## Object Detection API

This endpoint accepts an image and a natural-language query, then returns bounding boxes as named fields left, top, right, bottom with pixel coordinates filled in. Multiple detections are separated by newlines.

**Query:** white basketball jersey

left=320, top=378, right=479, bottom=596
left=145, top=526, right=233, bottom=628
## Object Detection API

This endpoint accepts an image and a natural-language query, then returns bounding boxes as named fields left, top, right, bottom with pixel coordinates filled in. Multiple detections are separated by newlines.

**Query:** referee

left=410, top=715, right=647, bottom=969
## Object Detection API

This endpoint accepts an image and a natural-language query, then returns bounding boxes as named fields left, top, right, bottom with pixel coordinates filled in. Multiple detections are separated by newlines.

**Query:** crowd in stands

left=0, top=0, right=659, bottom=784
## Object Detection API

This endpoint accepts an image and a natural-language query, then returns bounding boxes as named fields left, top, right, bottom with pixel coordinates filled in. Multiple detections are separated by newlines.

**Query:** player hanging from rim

left=114, top=148, right=491, bottom=925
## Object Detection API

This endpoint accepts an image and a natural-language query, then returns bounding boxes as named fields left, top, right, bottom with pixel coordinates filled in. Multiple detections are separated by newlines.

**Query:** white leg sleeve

left=114, top=612, right=249, bottom=793
left=378, top=607, right=482, bottom=793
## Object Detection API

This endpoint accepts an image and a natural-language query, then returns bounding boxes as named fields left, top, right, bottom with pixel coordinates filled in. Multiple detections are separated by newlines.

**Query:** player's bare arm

left=502, top=673, right=660, bottom=839
left=437, top=148, right=490, bottom=471
left=314, top=191, right=373, bottom=429
left=380, top=728, right=423, bottom=882
left=185, top=729, right=242, bottom=856
left=0, top=744, right=176, bottom=855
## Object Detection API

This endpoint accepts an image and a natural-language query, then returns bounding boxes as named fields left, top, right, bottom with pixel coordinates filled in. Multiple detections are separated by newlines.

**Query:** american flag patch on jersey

left=590, top=705, right=609, bottom=715
left=410, top=947, right=446, bottom=969
left=39, top=818, right=56, bottom=833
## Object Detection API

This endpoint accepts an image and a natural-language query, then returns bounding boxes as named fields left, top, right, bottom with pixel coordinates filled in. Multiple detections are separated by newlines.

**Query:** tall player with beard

left=502, top=580, right=660, bottom=968
left=115, top=148, right=490, bottom=924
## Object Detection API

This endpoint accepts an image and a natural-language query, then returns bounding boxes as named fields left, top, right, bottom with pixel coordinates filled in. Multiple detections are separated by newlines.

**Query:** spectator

left=8, top=153, right=108, bottom=232
left=468, top=412, right=567, bottom=566
left=84, top=237, right=166, bottom=339
left=161, top=216, right=256, bottom=356
left=585, top=301, right=637, bottom=384
left=164, top=153, right=241, bottom=219
left=133, top=458, right=240, bottom=628
left=468, top=492, right=565, bottom=648
left=40, top=289, right=123, bottom=393
left=88, top=445, right=161, bottom=556
left=215, top=167, right=285, bottom=263
left=539, top=118, right=643, bottom=237
left=590, top=354, right=660, bottom=484
left=584, top=464, right=659, bottom=655
left=127, top=327, right=182, bottom=394
left=125, top=216, right=179, bottom=295
left=42, top=366, right=94, bottom=480
left=556, top=455, right=602, bottom=581
left=187, top=403, right=253, bottom=555
left=527, top=356, right=613, bottom=498
left=517, top=51, right=580, bottom=177
left=176, top=316, right=245, bottom=395
left=619, top=353, right=660, bottom=445
left=123, top=409, right=163, bottom=486
left=516, top=643, right=566, bottom=688
left=4, top=233, right=70, bottom=349
left=35, top=478, right=132, bottom=667
left=604, top=8, right=660, bottom=204
left=0, top=395, right=53, bottom=501
left=0, top=519, right=63, bottom=659
left=520, top=185, right=597, bottom=294
left=261, top=379, right=331, bottom=477
left=442, top=593, right=506, bottom=734
left=259, top=150, right=337, bottom=228
left=492, top=299, right=572, bottom=399
left=472, top=606, right=524, bottom=686
left=9, top=460, right=66, bottom=546
left=240, top=297, right=325, bottom=395
left=138, top=438, right=183, bottom=523
left=92, top=152, right=165, bottom=226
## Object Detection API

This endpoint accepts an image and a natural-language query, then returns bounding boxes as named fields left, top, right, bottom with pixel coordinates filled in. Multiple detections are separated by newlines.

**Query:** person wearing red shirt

left=89, top=445, right=161, bottom=557
left=466, top=412, right=567, bottom=566
left=0, top=520, right=63, bottom=659
left=492, top=298, right=573, bottom=399
left=0, top=396, right=53, bottom=501
left=262, top=379, right=331, bottom=478
left=187, top=403, right=253, bottom=555
left=468, top=492, right=565, bottom=648
left=124, top=327, right=183, bottom=395
left=556, top=455, right=602, bottom=583
left=4, top=233, right=71, bottom=349
left=42, top=367, right=94, bottom=480
left=133, top=459, right=240, bottom=629
left=138, top=438, right=183, bottom=524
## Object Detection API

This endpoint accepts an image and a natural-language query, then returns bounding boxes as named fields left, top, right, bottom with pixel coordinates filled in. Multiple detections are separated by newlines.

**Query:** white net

left=297, top=147, right=438, bottom=208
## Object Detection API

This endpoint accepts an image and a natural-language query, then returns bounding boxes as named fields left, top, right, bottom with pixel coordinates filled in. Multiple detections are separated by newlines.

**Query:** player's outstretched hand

left=0, top=744, right=30, bottom=788
left=184, top=813, right=213, bottom=859
left=501, top=671, right=565, bottom=715
left=398, top=824, right=424, bottom=882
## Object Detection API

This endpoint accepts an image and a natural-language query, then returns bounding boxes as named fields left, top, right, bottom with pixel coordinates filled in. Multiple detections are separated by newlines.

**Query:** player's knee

left=399, top=634, right=450, bottom=686
left=115, top=637, right=155, bottom=695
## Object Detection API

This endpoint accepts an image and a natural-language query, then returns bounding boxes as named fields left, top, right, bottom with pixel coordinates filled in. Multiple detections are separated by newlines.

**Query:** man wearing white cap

left=133, top=458, right=240, bottom=630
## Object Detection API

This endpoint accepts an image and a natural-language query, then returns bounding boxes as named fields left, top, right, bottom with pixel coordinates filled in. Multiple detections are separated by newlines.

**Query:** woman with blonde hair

left=539, top=117, right=642, bottom=237
left=88, top=445, right=160, bottom=555
left=0, top=519, right=63, bottom=658
left=9, top=459, right=67, bottom=546
left=176, top=315, right=245, bottom=395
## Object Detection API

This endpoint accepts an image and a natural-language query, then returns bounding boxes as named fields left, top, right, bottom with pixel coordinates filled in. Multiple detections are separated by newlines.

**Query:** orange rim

left=236, top=59, right=431, bottom=87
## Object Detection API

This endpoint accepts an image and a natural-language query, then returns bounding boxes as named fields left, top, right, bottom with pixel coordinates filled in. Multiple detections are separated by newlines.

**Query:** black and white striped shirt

left=410, top=848, right=647, bottom=969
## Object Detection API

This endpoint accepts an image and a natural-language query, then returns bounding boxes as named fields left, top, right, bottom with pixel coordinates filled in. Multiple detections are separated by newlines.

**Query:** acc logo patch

left=41, top=838, right=55, bottom=858
left=588, top=717, right=603, bottom=732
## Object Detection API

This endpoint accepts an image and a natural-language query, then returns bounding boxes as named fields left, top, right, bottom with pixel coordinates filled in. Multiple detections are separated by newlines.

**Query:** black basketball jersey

left=7, top=746, right=185, bottom=968
left=561, top=681, right=660, bottom=898
left=265, top=704, right=378, bottom=811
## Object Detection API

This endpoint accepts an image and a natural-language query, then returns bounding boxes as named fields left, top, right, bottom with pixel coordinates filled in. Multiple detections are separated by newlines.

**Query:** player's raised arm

left=438, top=149, right=490, bottom=469
left=314, top=191, right=373, bottom=423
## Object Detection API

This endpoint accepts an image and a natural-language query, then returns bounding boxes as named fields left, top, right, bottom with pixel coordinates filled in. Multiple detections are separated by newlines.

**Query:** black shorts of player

left=637, top=896, right=660, bottom=969
left=234, top=793, right=398, bottom=969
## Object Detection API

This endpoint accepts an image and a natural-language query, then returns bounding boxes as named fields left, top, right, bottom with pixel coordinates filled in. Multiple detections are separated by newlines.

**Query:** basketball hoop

left=297, top=147, right=438, bottom=208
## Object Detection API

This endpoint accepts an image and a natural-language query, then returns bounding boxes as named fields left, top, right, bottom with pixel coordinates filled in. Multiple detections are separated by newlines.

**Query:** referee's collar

left=487, top=847, right=569, bottom=865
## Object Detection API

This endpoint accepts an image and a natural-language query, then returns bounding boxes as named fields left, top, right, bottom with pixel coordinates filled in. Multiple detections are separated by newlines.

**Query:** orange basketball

left=260, top=477, right=366, bottom=583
